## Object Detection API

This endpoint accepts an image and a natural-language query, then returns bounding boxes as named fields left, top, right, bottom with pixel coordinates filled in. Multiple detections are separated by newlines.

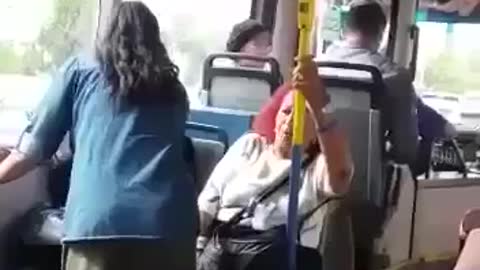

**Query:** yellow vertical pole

left=287, top=1, right=315, bottom=270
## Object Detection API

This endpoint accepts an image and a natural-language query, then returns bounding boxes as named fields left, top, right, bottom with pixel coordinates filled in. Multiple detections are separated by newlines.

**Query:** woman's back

left=0, top=2, right=197, bottom=269
left=54, top=55, right=196, bottom=242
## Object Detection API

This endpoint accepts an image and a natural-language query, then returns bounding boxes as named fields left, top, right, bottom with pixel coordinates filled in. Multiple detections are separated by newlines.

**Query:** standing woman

left=0, top=2, right=196, bottom=270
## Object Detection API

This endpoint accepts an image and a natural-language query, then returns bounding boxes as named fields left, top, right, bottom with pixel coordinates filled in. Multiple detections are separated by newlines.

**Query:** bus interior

left=0, top=0, right=479, bottom=269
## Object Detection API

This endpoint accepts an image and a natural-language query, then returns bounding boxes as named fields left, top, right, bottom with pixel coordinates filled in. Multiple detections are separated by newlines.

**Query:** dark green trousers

left=318, top=199, right=355, bottom=270
left=63, top=240, right=195, bottom=270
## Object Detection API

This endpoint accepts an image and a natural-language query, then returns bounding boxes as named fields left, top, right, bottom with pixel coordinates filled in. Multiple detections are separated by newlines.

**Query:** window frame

left=251, top=0, right=278, bottom=31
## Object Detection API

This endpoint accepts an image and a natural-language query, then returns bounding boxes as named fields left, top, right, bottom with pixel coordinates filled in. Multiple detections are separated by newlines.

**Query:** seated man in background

left=324, top=0, right=455, bottom=166
left=323, top=0, right=419, bottom=165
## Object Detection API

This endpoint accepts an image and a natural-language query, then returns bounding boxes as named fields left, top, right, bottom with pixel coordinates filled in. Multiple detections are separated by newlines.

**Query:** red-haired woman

left=196, top=56, right=354, bottom=269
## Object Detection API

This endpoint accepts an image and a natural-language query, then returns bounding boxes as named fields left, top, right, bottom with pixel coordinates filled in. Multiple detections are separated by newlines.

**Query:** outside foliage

left=0, top=0, right=478, bottom=95
left=0, top=0, right=95, bottom=75
left=423, top=49, right=480, bottom=94
left=320, top=0, right=480, bottom=95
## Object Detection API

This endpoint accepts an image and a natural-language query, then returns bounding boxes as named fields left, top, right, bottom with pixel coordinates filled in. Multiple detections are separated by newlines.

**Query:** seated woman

left=197, top=56, right=354, bottom=266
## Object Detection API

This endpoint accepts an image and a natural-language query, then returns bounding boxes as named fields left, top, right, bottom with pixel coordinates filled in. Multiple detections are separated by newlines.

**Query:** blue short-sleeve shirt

left=18, top=55, right=197, bottom=243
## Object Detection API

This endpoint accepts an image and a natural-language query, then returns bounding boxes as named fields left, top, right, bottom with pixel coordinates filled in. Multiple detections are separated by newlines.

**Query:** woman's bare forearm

left=0, top=151, right=37, bottom=185
left=314, top=111, right=353, bottom=195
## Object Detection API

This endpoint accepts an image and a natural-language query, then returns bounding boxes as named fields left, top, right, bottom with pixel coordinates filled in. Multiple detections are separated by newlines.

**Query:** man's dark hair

left=95, top=1, right=186, bottom=105
left=345, top=0, right=387, bottom=39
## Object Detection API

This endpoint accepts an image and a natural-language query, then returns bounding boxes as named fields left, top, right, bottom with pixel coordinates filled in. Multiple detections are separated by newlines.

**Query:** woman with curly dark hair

left=0, top=2, right=196, bottom=269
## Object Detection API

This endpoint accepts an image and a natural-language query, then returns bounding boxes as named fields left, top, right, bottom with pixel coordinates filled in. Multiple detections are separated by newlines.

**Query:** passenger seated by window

left=196, top=56, right=354, bottom=269
left=223, top=19, right=273, bottom=68
left=0, top=2, right=196, bottom=270
left=323, top=0, right=419, bottom=164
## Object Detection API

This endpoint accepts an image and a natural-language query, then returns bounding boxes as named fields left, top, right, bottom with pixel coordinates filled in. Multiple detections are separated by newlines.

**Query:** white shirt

left=198, top=133, right=335, bottom=248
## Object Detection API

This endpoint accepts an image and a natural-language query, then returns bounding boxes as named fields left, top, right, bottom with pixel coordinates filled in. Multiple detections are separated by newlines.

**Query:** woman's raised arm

left=292, top=56, right=354, bottom=196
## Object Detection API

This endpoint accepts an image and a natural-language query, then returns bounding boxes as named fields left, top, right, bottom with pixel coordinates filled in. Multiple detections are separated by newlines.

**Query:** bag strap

left=300, top=197, right=334, bottom=225
left=225, top=154, right=317, bottom=227
left=296, top=197, right=335, bottom=241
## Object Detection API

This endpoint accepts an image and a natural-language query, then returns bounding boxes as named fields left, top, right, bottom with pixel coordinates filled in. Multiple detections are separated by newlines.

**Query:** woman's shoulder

left=229, top=132, right=268, bottom=159
left=234, top=132, right=267, bottom=148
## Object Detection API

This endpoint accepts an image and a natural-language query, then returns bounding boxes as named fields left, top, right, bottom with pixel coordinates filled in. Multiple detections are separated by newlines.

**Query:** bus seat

left=202, top=53, right=283, bottom=112
left=190, top=107, right=255, bottom=146
left=186, top=122, right=228, bottom=193
left=186, top=122, right=229, bottom=151
left=333, top=109, right=383, bottom=205
left=318, top=62, right=385, bottom=206
left=191, top=138, right=225, bottom=194
left=318, top=62, right=389, bottom=269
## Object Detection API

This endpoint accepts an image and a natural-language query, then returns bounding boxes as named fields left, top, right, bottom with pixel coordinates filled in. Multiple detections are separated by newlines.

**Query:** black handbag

left=430, top=139, right=467, bottom=177
left=197, top=155, right=327, bottom=270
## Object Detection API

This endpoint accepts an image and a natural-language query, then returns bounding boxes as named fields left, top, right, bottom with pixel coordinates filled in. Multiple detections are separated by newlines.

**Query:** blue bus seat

left=190, top=107, right=255, bottom=146
left=186, top=122, right=229, bottom=151
left=186, top=122, right=228, bottom=193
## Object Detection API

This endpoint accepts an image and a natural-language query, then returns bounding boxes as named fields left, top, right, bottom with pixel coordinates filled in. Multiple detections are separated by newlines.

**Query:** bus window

left=414, top=18, right=480, bottom=125
left=0, top=0, right=97, bottom=145
left=140, top=0, right=252, bottom=106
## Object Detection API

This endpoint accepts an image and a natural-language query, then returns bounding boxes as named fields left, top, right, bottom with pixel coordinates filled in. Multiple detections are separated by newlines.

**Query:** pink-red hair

left=251, top=83, right=291, bottom=143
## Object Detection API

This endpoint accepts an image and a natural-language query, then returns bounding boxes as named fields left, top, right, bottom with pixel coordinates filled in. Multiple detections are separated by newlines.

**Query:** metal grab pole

left=287, top=1, right=315, bottom=270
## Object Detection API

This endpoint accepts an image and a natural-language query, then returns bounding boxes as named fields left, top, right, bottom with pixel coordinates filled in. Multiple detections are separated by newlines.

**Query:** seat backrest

left=333, top=109, right=383, bottom=204
left=318, top=62, right=386, bottom=206
left=186, top=122, right=229, bottom=151
left=318, top=62, right=388, bottom=269
left=185, top=122, right=228, bottom=193
left=202, top=53, right=283, bottom=112
left=190, top=107, right=255, bottom=146
left=191, top=138, right=225, bottom=194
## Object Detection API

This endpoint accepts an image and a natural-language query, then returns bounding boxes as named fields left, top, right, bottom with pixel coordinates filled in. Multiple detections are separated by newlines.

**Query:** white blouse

left=197, top=133, right=337, bottom=248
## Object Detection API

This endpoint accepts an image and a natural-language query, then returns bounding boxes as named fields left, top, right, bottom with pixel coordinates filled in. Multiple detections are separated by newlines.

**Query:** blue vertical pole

left=287, top=145, right=303, bottom=270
